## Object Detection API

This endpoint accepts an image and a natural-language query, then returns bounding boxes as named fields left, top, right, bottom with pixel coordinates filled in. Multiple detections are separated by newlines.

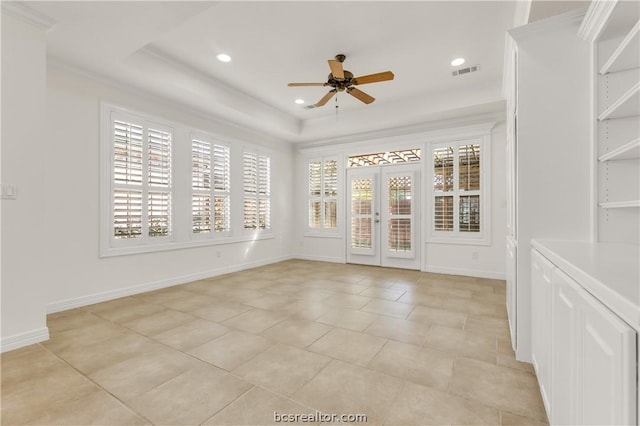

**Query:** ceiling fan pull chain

left=335, top=94, right=339, bottom=120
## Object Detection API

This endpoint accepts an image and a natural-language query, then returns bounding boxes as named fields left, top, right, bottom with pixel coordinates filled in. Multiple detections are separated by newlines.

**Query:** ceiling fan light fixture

left=216, top=53, right=231, bottom=63
left=294, top=99, right=305, bottom=104
left=451, top=57, right=466, bottom=67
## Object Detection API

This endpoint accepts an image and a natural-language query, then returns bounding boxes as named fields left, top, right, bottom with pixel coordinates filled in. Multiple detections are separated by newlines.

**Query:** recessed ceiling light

left=216, top=53, right=231, bottom=63
left=451, top=57, right=466, bottom=67
left=294, top=99, right=305, bottom=105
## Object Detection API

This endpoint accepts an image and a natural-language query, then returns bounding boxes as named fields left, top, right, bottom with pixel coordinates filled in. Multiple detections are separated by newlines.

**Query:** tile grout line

left=38, top=343, right=157, bottom=426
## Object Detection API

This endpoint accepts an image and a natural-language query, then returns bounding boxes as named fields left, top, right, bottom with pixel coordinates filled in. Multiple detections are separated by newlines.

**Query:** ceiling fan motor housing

left=328, top=70, right=354, bottom=91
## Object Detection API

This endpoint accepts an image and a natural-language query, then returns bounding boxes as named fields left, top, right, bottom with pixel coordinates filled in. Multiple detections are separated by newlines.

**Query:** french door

left=346, top=163, right=420, bottom=270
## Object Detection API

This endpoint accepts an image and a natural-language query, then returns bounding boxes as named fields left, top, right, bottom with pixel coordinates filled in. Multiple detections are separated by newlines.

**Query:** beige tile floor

left=1, top=260, right=548, bottom=425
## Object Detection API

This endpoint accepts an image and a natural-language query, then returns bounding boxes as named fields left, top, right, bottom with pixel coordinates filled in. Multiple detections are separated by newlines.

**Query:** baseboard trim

left=47, top=254, right=293, bottom=314
left=292, top=254, right=345, bottom=264
left=0, top=327, right=50, bottom=353
left=422, top=265, right=506, bottom=280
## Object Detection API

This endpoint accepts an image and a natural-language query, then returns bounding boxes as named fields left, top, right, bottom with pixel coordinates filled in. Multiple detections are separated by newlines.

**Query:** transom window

left=348, top=149, right=421, bottom=167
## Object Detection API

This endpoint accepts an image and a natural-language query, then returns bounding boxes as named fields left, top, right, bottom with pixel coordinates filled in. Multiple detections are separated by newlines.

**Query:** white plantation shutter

left=307, top=157, right=338, bottom=231
left=113, top=121, right=143, bottom=185
left=309, top=160, right=322, bottom=228
left=244, top=151, right=270, bottom=230
left=148, top=128, right=171, bottom=187
left=429, top=138, right=487, bottom=242
left=192, top=138, right=230, bottom=234
left=113, top=190, right=142, bottom=238
left=110, top=115, right=173, bottom=244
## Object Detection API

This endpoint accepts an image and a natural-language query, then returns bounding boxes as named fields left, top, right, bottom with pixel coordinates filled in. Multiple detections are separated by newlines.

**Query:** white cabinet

left=531, top=249, right=553, bottom=415
left=506, top=236, right=517, bottom=350
left=532, top=247, right=637, bottom=425
left=551, top=269, right=580, bottom=425
left=504, top=11, right=592, bottom=362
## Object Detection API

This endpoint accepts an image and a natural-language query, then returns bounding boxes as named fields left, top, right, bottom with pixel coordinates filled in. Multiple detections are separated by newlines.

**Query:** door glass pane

left=388, top=176, right=412, bottom=215
left=434, top=196, right=454, bottom=231
left=459, top=144, right=480, bottom=191
left=351, top=178, right=372, bottom=214
left=352, top=218, right=372, bottom=248
left=433, top=147, right=454, bottom=192
left=351, top=178, right=373, bottom=249
left=389, top=218, right=411, bottom=252
left=459, top=195, right=480, bottom=232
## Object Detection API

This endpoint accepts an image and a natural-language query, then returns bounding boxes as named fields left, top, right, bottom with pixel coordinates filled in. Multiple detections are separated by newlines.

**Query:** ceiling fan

left=288, top=54, right=394, bottom=108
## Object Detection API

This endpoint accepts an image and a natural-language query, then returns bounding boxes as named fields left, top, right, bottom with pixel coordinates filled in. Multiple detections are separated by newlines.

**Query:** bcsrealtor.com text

left=274, top=411, right=368, bottom=423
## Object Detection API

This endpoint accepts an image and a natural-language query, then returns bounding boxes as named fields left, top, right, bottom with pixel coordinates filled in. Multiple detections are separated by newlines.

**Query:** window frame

left=190, top=132, right=232, bottom=240
left=100, top=103, right=276, bottom=257
left=426, top=135, right=491, bottom=246
left=306, top=156, right=340, bottom=236
left=101, top=106, right=175, bottom=256
left=242, top=148, right=272, bottom=235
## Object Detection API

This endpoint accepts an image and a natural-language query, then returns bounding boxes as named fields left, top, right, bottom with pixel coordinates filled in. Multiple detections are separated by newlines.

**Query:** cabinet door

left=531, top=249, right=553, bottom=416
left=578, top=283, right=636, bottom=425
left=552, top=268, right=637, bottom=426
left=551, top=269, right=579, bottom=426
left=506, top=237, right=517, bottom=350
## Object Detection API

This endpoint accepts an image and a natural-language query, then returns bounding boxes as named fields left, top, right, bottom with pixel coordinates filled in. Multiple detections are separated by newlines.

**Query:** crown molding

left=508, top=8, right=587, bottom=41
left=578, top=0, right=618, bottom=42
left=296, top=111, right=503, bottom=151
left=1, top=1, right=56, bottom=30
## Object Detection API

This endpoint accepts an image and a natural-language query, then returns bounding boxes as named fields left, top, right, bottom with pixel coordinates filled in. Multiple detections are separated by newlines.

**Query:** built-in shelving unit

left=598, top=137, right=640, bottom=161
left=599, top=200, right=640, bottom=209
left=591, top=0, right=640, bottom=244
left=600, top=20, right=640, bottom=75
left=597, top=82, right=640, bottom=120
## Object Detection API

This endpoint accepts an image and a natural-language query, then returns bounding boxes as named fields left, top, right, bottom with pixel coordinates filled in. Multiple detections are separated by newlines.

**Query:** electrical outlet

left=472, top=251, right=479, bottom=260
left=1, top=184, right=17, bottom=200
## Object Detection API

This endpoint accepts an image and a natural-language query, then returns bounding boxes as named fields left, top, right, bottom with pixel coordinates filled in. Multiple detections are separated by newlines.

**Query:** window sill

left=303, top=232, right=343, bottom=239
left=100, top=233, right=275, bottom=258
left=426, top=236, right=491, bottom=246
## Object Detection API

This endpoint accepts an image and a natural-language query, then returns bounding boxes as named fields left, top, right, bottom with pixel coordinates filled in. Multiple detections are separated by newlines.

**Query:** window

left=428, top=136, right=490, bottom=245
left=308, top=157, right=339, bottom=233
left=192, top=137, right=230, bottom=236
left=244, top=151, right=271, bottom=230
left=101, top=103, right=277, bottom=256
left=110, top=113, right=173, bottom=246
left=348, top=149, right=421, bottom=167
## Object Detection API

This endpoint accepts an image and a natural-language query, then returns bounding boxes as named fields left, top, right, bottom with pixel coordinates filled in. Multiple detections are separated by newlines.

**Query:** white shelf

left=598, top=138, right=640, bottom=161
left=600, top=20, right=640, bottom=74
left=598, top=82, right=640, bottom=120
left=599, top=200, right=640, bottom=208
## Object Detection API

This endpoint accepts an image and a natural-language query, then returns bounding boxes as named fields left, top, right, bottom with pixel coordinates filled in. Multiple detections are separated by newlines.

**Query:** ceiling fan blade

left=347, top=87, right=375, bottom=104
left=328, top=59, right=345, bottom=79
left=316, top=89, right=337, bottom=107
left=287, top=82, right=327, bottom=87
left=352, top=71, right=394, bottom=85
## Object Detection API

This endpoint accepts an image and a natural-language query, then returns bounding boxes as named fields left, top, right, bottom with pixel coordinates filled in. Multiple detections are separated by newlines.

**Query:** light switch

left=1, top=184, right=17, bottom=200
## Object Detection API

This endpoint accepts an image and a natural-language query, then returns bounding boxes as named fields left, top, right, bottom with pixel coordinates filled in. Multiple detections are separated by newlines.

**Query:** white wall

left=42, top=65, right=294, bottom=313
left=1, top=13, right=50, bottom=350
left=294, top=119, right=507, bottom=279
